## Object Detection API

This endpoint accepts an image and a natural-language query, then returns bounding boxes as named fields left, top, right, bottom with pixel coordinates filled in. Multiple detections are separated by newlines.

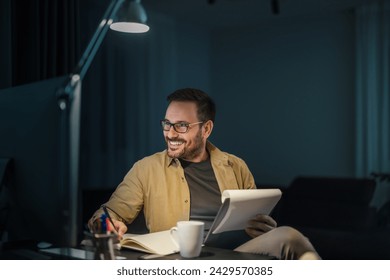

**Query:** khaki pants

left=234, top=226, right=321, bottom=260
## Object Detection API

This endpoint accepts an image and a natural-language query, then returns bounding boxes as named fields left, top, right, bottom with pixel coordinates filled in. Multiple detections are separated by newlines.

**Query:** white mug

left=170, top=221, right=204, bottom=258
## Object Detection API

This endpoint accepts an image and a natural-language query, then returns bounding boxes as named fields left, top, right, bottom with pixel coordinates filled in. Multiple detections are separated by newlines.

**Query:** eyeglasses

left=160, top=120, right=203, bottom=133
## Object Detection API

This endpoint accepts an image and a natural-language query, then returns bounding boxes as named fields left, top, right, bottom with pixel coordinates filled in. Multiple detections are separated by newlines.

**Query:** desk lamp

left=56, top=0, right=149, bottom=247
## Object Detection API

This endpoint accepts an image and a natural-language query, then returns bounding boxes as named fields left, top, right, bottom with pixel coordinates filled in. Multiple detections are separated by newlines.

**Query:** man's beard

left=166, top=130, right=204, bottom=161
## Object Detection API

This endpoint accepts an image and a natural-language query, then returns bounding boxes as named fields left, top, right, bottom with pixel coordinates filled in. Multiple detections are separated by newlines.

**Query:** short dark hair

left=167, top=88, right=216, bottom=122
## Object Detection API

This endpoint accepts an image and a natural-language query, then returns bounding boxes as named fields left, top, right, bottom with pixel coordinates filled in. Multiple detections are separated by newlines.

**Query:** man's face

left=163, top=101, right=207, bottom=162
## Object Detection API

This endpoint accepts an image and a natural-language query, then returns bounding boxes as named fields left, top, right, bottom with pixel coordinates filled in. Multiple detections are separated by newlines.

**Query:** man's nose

left=166, top=125, right=179, bottom=137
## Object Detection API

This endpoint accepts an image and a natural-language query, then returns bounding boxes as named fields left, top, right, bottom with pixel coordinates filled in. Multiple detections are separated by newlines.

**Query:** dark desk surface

left=116, top=246, right=274, bottom=260
left=0, top=240, right=274, bottom=260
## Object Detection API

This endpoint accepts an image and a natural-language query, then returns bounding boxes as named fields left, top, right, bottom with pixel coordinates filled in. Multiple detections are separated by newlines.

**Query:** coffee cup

left=170, top=221, right=204, bottom=258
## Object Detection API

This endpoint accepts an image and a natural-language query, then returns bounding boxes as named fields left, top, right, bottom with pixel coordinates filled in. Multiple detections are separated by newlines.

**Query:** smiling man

left=162, top=99, right=210, bottom=162
left=89, top=88, right=320, bottom=260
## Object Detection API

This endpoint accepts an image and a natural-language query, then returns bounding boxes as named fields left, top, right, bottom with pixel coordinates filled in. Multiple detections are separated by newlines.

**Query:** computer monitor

left=0, top=76, right=81, bottom=247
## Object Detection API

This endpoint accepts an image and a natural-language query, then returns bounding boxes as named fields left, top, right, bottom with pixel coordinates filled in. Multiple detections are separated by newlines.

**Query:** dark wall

left=210, top=13, right=356, bottom=186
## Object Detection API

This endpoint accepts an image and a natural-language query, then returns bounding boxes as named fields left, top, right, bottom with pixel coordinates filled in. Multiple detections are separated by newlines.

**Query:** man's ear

left=203, top=120, right=214, bottom=138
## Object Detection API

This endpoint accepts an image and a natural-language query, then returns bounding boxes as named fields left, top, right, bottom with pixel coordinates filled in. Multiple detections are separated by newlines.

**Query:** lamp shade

left=110, top=0, right=149, bottom=33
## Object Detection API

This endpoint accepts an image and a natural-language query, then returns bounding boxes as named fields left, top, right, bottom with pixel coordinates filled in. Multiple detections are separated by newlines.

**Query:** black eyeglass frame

left=160, top=120, right=204, bottom=133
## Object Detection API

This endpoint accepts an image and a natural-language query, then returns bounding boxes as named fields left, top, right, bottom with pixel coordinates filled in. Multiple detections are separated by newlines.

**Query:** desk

left=116, top=246, right=275, bottom=260
left=0, top=241, right=274, bottom=260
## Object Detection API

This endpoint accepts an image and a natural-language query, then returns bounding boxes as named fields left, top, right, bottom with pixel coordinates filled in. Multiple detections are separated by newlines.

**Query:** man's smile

left=168, top=140, right=185, bottom=147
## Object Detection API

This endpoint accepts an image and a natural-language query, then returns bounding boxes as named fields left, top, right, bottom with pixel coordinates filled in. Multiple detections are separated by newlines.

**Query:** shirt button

left=184, top=200, right=188, bottom=203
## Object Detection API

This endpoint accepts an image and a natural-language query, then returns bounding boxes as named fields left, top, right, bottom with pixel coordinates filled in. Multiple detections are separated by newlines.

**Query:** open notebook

left=203, top=188, right=282, bottom=246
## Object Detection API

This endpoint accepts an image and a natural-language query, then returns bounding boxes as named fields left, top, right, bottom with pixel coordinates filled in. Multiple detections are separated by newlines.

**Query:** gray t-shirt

left=179, top=158, right=221, bottom=233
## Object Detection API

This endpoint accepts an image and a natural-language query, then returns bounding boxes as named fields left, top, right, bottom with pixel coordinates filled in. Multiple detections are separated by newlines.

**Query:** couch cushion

left=287, top=177, right=376, bottom=203
left=277, top=176, right=377, bottom=230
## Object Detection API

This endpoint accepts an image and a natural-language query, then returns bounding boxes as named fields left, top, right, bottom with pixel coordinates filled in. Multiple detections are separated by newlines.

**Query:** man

left=89, top=88, right=320, bottom=260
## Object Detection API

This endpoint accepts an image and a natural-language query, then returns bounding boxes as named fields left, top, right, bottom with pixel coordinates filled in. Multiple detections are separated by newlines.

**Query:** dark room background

left=1, top=0, right=389, bottom=211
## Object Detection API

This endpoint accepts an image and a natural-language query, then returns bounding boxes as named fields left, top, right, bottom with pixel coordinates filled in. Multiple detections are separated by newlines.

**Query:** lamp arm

left=76, top=0, right=125, bottom=81
left=55, top=0, right=125, bottom=247
left=59, top=0, right=124, bottom=101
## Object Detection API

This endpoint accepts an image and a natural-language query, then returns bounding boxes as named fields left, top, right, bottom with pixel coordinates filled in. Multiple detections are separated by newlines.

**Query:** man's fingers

left=247, top=220, right=274, bottom=232
left=254, top=214, right=277, bottom=227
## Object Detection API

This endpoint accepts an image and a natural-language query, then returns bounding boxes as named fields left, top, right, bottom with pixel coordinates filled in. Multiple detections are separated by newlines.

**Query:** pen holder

left=88, top=232, right=117, bottom=260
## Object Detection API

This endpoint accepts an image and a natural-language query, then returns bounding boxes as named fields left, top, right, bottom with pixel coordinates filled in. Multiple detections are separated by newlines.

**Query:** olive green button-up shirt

left=90, top=142, right=255, bottom=232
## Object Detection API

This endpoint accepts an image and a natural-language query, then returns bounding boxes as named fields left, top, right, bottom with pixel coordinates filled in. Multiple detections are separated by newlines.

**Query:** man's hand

left=245, top=214, right=277, bottom=238
left=89, top=218, right=128, bottom=240
left=110, top=219, right=128, bottom=239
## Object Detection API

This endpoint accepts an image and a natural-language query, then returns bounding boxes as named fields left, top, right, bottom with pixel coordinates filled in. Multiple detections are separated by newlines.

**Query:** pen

left=102, top=205, right=118, bottom=233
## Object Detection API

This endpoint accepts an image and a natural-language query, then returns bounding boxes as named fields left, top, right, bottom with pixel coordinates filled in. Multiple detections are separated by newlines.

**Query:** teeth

left=169, top=141, right=183, bottom=146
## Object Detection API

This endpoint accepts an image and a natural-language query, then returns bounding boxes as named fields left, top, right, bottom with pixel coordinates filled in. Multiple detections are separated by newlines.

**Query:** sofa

left=270, top=176, right=390, bottom=260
